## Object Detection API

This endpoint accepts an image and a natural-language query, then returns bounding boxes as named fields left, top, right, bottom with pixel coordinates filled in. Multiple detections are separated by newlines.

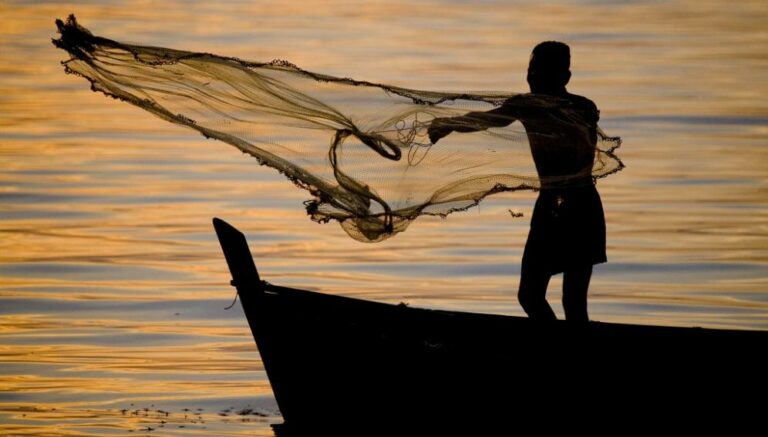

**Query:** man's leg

left=518, top=262, right=556, bottom=321
left=562, top=265, right=592, bottom=322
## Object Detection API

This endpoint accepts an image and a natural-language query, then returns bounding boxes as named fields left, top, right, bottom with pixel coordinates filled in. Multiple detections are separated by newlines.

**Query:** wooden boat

left=213, top=217, right=767, bottom=431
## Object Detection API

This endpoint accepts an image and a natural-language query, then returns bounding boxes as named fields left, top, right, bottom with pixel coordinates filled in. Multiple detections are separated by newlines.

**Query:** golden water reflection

left=1, top=0, right=767, bottom=434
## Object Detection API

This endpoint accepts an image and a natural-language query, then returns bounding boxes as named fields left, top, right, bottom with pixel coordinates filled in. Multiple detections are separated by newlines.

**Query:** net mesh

left=53, top=15, right=623, bottom=242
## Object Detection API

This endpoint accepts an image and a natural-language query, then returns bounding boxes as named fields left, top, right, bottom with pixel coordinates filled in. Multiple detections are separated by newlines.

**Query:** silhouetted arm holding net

left=428, top=104, right=518, bottom=144
left=426, top=93, right=557, bottom=144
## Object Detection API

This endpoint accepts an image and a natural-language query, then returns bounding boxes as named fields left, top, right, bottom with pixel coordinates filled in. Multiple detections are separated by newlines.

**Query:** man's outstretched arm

left=428, top=104, right=518, bottom=144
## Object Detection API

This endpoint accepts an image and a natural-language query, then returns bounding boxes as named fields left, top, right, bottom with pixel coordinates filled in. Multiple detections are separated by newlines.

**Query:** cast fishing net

left=53, top=15, right=623, bottom=242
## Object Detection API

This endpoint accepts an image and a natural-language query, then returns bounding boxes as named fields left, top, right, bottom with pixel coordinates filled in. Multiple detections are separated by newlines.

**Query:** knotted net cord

left=53, top=15, right=623, bottom=242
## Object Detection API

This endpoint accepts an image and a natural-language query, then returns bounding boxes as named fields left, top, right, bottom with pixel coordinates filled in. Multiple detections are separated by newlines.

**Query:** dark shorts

left=522, top=184, right=607, bottom=275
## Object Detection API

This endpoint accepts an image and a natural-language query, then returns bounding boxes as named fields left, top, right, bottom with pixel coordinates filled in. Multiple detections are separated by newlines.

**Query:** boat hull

left=213, top=218, right=768, bottom=430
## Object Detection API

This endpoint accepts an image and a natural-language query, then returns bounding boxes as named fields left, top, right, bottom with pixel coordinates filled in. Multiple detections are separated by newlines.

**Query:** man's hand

left=427, top=118, right=451, bottom=144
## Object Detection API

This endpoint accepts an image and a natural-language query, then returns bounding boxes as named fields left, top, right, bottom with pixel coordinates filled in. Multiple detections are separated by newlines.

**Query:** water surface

left=1, top=0, right=767, bottom=434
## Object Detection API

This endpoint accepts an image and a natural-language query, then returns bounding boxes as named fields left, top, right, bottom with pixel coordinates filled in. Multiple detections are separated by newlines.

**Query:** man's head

left=527, top=41, right=571, bottom=94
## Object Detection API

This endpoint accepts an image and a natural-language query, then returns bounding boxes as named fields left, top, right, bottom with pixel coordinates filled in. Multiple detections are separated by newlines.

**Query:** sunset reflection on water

left=1, top=0, right=767, bottom=434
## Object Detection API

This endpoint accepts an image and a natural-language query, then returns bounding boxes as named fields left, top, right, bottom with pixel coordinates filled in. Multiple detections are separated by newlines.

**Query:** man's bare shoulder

left=499, top=93, right=556, bottom=115
left=566, top=93, right=600, bottom=124
left=500, top=93, right=598, bottom=121
left=501, top=93, right=538, bottom=107
left=566, top=93, right=598, bottom=110
left=501, top=93, right=593, bottom=108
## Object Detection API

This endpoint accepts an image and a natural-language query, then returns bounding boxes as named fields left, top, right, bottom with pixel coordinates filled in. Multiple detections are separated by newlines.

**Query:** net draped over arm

left=53, top=15, right=623, bottom=242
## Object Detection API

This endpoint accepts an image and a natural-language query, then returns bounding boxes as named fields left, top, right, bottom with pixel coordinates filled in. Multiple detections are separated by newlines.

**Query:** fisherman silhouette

left=428, top=41, right=605, bottom=322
